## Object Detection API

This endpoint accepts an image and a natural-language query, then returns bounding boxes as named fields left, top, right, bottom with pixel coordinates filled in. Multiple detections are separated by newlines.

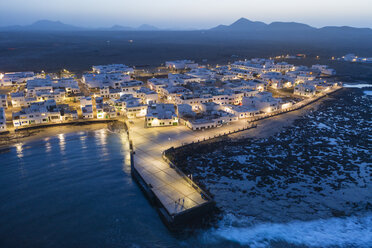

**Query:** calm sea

left=0, top=127, right=371, bottom=248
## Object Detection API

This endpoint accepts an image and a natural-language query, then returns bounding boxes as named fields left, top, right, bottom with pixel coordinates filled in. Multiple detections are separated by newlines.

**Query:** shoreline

left=230, top=90, right=333, bottom=140
left=0, top=88, right=343, bottom=151
left=162, top=87, right=372, bottom=225
left=0, top=121, right=114, bottom=150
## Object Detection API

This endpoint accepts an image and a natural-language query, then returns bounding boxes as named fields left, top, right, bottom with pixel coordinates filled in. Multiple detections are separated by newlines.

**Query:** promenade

left=127, top=86, right=342, bottom=224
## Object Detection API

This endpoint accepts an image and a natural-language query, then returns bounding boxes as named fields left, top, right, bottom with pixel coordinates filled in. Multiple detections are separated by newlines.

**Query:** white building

left=268, top=62, right=294, bottom=72
left=92, top=64, right=134, bottom=74
left=99, top=87, right=122, bottom=99
left=294, top=83, right=316, bottom=97
left=0, top=94, right=8, bottom=108
left=80, top=96, right=93, bottom=108
left=134, top=87, right=158, bottom=105
left=52, top=78, right=81, bottom=94
left=0, top=76, right=12, bottom=87
left=120, top=80, right=144, bottom=92
left=0, top=107, right=6, bottom=132
left=181, top=103, right=238, bottom=131
left=311, top=65, right=336, bottom=76
left=10, top=92, right=36, bottom=108
left=111, top=94, right=147, bottom=118
left=82, top=72, right=131, bottom=89
left=185, top=68, right=216, bottom=82
left=147, top=78, right=169, bottom=93
left=168, top=73, right=202, bottom=85
left=145, top=104, right=178, bottom=127
left=25, top=79, right=53, bottom=97
left=242, top=92, right=281, bottom=113
left=176, top=104, right=196, bottom=118
left=82, top=105, right=94, bottom=119
left=96, top=99, right=117, bottom=119
left=35, top=89, right=65, bottom=103
left=223, top=105, right=260, bottom=119
left=165, top=60, right=198, bottom=70
left=160, top=86, right=192, bottom=102
left=12, top=100, right=62, bottom=127
left=296, top=74, right=317, bottom=84
left=230, top=60, right=264, bottom=74
left=0, top=71, right=35, bottom=85
left=80, top=96, right=94, bottom=119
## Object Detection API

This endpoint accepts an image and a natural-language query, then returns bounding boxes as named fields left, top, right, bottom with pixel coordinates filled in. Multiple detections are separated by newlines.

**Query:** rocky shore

left=166, top=88, right=371, bottom=223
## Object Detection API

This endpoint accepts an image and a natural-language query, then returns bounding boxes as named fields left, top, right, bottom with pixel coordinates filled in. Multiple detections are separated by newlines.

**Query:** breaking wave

left=203, top=213, right=372, bottom=248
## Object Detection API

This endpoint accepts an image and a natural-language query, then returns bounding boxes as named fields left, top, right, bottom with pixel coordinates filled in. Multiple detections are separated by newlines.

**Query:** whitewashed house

left=311, top=65, right=336, bottom=76
left=147, top=78, right=169, bottom=93
left=0, top=107, right=6, bottom=132
left=165, top=60, right=198, bottom=70
left=242, top=92, right=281, bottom=113
left=12, top=100, right=61, bottom=127
left=145, top=104, right=178, bottom=127
left=294, top=83, right=316, bottom=97
left=223, top=105, right=260, bottom=119
left=10, top=92, right=36, bottom=108
left=134, top=87, right=158, bottom=105
left=25, top=79, right=53, bottom=97
left=111, top=94, right=147, bottom=118
left=92, top=64, right=134, bottom=74
left=0, top=95, right=8, bottom=108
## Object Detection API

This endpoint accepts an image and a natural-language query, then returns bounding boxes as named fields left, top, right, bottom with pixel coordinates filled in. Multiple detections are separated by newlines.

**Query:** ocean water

left=0, top=130, right=180, bottom=248
left=0, top=128, right=371, bottom=247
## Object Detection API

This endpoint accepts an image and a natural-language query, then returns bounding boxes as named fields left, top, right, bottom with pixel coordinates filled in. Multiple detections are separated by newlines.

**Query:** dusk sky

left=0, top=0, right=371, bottom=29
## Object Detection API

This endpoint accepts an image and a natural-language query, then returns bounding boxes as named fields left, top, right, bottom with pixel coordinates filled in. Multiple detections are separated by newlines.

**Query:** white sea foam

left=343, top=83, right=372, bottom=89
left=363, top=90, right=372, bottom=96
left=205, top=213, right=372, bottom=248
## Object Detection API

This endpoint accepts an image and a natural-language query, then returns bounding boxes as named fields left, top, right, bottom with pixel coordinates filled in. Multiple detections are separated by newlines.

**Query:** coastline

left=0, top=88, right=343, bottom=152
left=0, top=122, right=112, bottom=150
left=230, top=89, right=337, bottom=140
left=163, top=87, right=372, bottom=225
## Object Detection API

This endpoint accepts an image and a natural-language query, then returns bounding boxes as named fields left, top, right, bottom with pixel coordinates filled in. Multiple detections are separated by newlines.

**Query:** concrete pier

left=127, top=86, right=342, bottom=228
left=127, top=124, right=214, bottom=228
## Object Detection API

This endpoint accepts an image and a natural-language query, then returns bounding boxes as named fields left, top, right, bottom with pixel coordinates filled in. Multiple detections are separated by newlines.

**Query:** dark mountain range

left=0, top=18, right=371, bottom=46
left=0, top=20, right=84, bottom=31
left=0, top=20, right=160, bottom=32
left=210, top=17, right=372, bottom=34
left=208, top=18, right=372, bottom=43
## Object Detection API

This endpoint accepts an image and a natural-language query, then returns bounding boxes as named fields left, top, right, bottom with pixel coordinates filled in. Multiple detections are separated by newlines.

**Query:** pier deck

left=129, top=123, right=212, bottom=218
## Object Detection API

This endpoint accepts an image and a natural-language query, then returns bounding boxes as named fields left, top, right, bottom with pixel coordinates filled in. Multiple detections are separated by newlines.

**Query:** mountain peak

left=32, top=20, right=63, bottom=25
left=27, top=20, right=82, bottom=31
left=233, top=18, right=252, bottom=24
left=137, top=24, right=159, bottom=31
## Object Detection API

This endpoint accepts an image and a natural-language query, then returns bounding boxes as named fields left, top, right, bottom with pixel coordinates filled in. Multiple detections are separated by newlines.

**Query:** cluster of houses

left=0, top=59, right=340, bottom=132
left=341, top=54, right=372, bottom=63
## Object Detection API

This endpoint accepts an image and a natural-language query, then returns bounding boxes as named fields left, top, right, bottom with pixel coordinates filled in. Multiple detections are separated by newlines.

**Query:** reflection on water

left=120, top=133, right=131, bottom=174
left=44, top=137, right=52, bottom=153
left=0, top=129, right=181, bottom=248
left=79, top=134, right=87, bottom=150
left=15, top=143, right=23, bottom=158
left=58, top=133, right=65, bottom=154
left=3, top=129, right=368, bottom=248
left=96, top=129, right=108, bottom=158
